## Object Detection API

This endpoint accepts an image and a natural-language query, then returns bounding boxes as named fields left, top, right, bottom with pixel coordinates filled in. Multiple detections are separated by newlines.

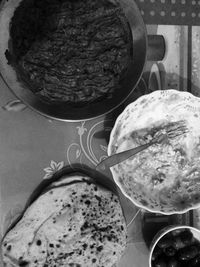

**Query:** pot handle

left=1, top=99, right=55, bottom=122
left=147, top=35, right=166, bottom=62
left=2, top=99, right=27, bottom=112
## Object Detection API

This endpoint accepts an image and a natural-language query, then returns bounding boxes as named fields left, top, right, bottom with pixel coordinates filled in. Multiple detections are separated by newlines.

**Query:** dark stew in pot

left=9, top=0, right=132, bottom=104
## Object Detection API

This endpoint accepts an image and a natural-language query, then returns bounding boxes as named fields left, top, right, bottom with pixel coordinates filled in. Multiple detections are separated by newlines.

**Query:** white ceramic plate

left=108, top=89, right=200, bottom=215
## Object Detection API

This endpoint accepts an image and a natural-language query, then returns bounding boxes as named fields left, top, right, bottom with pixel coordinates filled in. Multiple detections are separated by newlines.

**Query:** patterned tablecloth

left=1, top=1, right=200, bottom=266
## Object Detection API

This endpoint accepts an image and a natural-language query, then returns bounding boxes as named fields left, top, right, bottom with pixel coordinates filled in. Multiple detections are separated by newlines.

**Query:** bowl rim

left=148, top=225, right=200, bottom=267
left=107, top=89, right=200, bottom=215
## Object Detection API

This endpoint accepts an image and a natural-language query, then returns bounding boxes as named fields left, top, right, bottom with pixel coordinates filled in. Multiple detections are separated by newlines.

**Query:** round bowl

left=149, top=225, right=200, bottom=267
left=108, top=89, right=200, bottom=215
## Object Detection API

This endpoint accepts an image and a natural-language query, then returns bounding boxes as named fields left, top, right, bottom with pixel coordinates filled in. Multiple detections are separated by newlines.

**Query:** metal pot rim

left=0, top=0, right=147, bottom=121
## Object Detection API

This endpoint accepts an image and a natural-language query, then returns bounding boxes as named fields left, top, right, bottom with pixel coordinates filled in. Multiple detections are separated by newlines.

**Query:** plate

left=108, top=89, right=200, bottom=214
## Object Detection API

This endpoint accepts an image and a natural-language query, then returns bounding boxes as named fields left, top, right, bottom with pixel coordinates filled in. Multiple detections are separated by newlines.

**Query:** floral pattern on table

left=43, top=160, right=64, bottom=179
left=66, top=120, right=112, bottom=167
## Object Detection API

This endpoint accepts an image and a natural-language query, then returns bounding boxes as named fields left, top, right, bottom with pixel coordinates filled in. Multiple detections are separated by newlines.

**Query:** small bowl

left=149, top=225, right=200, bottom=267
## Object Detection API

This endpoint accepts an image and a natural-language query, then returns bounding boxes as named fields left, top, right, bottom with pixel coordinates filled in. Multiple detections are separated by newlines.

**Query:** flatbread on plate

left=2, top=175, right=127, bottom=267
left=108, top=90, right=200, bottom=214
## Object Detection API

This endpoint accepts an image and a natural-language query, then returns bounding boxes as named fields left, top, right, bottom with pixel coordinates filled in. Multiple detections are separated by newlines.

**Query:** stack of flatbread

left=1, top=174, right=127, bottom=266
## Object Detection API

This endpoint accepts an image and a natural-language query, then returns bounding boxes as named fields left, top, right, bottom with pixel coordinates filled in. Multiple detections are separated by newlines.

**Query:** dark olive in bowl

left=149, top=226, right=200, bottom=267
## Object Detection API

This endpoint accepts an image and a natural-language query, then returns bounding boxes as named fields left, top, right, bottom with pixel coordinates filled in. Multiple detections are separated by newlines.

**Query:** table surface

left=1, top=1, right=200, bottom=266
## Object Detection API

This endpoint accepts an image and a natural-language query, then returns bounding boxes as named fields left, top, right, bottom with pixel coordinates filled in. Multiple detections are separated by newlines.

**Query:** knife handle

left=96, top=142, right=151, bottom=171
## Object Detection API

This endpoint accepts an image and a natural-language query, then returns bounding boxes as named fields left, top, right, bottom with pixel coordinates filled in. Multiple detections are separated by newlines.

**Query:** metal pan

left=0, top=0, right=164, bottom=121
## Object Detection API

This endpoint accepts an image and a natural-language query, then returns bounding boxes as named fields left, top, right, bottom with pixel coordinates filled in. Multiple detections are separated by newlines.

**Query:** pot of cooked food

left=0, top=0, right=164, bottom=121
left=1, top=164, right=134, bottom=267
left=149, top=226, right=200, bottom=267
left=108, top=89, right=200, bottom=215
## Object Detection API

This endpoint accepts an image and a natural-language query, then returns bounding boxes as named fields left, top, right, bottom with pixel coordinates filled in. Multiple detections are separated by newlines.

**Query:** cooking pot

left=0, top=0, right=165, bottom=121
